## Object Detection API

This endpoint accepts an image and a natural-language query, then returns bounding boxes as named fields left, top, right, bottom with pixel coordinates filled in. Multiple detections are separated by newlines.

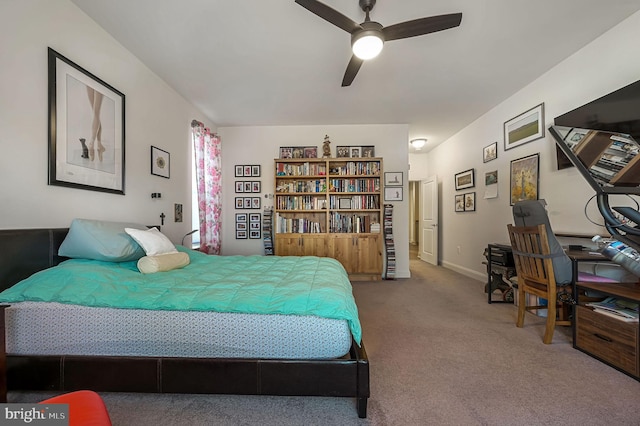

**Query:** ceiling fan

left=295, top=0, right=462, bottom=87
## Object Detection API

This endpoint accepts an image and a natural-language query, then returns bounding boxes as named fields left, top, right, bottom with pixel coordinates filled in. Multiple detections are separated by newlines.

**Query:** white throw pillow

left=124, top=227, right=177, bottom=256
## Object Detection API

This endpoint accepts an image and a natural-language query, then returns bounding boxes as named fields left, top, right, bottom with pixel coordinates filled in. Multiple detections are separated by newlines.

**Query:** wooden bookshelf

left=274, top=158, right=383, bottom=280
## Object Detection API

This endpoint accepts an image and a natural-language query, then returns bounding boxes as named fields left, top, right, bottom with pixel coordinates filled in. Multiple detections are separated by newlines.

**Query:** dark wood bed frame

left=0, top=228, right=370, bottom=418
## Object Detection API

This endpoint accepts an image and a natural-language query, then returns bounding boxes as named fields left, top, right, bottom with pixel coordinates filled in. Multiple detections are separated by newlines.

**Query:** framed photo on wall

left=510, top=153, right=540, bottom=205
left=150, top=146, right=170, bottom=178
left=384, top=172, right=403, bottom=186
left=454, top=169, right=475, bottom=190
left=504, top=103, right=545, bottom=150
left=48, top=48, right=125, bottom=194
left=384, top=187, right=403, bottom=201
left=464, top=192, right=476, bottom=211
left=455, top=194, right=464, bottom=212
left=483, top=142, right=497, bottom=163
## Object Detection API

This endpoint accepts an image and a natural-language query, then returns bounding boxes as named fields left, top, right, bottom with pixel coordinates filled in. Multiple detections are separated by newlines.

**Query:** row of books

left=330, top=161, right=381, bottom=176
left=586, top=296, right=639, bottom=322
left=329, top=213, right=380, bottom=233
left=328, top=178, right=380, bottom=192
left=329, top=195, right=380, bottom=210
left=276, top=180, right=326, bottom=193
left=275, top=195, right=325, bottom=210
left=275, top=214, right=323, bottom=234
left=276, top=162, right=327, bottom=176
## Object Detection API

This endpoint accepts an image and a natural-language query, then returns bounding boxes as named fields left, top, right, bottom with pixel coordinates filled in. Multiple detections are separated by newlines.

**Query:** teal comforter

left=0, top=249, right=362, bottom=344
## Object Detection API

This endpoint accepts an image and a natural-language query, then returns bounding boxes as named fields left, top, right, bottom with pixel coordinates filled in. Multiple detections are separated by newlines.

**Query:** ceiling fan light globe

left=352, top=34, right=383, bottom=60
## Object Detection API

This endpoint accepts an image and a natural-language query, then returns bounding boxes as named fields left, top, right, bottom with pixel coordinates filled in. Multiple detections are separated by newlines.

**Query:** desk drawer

left=575, top=305, right=638, bottom=376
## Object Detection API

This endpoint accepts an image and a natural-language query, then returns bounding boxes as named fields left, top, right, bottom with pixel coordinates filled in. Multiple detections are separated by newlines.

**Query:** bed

left=0, top=226, right=369, bottom=418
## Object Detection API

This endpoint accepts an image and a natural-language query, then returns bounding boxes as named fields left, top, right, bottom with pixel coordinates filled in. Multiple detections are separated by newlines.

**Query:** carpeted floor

left=10, top=246, right=640, bottom=425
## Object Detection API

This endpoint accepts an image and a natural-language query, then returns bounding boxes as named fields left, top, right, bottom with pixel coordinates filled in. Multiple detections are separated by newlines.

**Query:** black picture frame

left=455, top=194, right=464, bottom=212
left=483, top=142, right=498, bottom=163
left=150, top=146, right=170, bottom=178
left=463, top=192, right=476, bottom=211
left=454, top=169, right=475, bottom=190
left=235, top=165, right=244, bottom=177
left=48, top=48, right=125, bottom=194
left=251, top=165, right=261, bottom=177
left=504, top=103, right=545, bottom=151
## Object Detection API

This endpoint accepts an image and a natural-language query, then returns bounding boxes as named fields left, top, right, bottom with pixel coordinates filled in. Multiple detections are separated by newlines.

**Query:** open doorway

left=408, top=181, right=420, bottom=260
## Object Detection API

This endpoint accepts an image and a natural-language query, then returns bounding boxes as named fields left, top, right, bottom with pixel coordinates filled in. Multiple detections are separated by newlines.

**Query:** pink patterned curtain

left=192, top=121, right=222, bottom=254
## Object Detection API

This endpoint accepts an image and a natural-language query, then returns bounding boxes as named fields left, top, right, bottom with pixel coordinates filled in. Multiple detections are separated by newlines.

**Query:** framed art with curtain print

left=48, top=48, right=125, bottom=194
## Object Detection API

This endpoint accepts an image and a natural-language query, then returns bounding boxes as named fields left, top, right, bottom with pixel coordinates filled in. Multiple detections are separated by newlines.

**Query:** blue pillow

left=58, top=219, right=148, bottom=262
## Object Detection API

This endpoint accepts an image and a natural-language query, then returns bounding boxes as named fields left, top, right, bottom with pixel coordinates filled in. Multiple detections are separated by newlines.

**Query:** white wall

left=0, top=0, right=215, bottom=244
left=413, top=10, right=640, bottom=281
left=219, top=124, right=411, bottom=278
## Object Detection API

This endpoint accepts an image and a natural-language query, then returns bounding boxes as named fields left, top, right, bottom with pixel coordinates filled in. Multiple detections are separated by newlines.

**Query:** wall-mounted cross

left=160, top=212, right=166, bottom=226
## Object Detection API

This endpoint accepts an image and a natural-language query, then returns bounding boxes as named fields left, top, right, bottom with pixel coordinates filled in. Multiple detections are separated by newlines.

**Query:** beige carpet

left=10, top=247, right=640, bottom=425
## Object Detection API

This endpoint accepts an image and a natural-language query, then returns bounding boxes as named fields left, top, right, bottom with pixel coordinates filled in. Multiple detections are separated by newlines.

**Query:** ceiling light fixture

left=410, top=138, right=427, bottom=150
left=352, top=22, right=384, bottom=60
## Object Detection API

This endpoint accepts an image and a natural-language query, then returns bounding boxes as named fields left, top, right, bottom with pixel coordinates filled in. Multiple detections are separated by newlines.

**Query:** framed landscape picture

left=454, top=169, right=474, bottom=190
left=504, top=103, right=545, bottom=150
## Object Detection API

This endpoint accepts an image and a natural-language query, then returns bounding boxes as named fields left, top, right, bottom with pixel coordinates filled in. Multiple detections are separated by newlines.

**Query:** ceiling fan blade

left=295, top=0, right=361, bottom=33
left=342, top=55, right=364, bottom=87
left=382, top=13, right=462, bottom=41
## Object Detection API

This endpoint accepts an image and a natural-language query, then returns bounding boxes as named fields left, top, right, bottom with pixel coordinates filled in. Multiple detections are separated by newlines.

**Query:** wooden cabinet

left=330, top=234, right=382, bottom=280
left=275, top=234, right=329, bottom=257
left=574, top=281, right=640, bottom=380
left=274, top=158, right=383, bottom=280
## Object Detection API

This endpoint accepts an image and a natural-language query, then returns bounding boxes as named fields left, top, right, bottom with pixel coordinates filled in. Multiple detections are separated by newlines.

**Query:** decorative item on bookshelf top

left=279, top=146, right=318, bottom=159
left=336, top=145, right=375, bottom=158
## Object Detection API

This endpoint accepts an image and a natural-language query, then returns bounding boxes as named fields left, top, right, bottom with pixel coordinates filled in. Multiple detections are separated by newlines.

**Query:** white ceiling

left=71, top=0, right=640, bottom=153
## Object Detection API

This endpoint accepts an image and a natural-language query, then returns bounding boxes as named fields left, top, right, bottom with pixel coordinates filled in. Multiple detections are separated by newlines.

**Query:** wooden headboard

left=0, top=228, right=70, bottom=293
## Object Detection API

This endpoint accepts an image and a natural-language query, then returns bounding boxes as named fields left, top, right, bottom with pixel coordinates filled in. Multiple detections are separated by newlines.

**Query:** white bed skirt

left=5, top=302, right=352, bottom=359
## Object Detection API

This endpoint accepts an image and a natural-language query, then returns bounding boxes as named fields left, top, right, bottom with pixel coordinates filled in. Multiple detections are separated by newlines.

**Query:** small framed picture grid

left=235, top=197, right=261, bottom=210
left=235, top=165, right=261, bottom=177
left=236, top=212, right=262, bottom=239
left=235, top=213, right=248, bottom=239
left=249, top=213, right=261, bottom=239
left=235, top=181, right=261, bottom=193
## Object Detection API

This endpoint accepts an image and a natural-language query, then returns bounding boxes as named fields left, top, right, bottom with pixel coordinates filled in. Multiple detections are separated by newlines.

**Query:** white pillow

left=124, top=227, right=177, bottom=256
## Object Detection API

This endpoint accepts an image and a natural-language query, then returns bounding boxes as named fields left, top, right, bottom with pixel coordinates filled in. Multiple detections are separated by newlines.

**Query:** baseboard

left=441, top=261, right=485, bottom=282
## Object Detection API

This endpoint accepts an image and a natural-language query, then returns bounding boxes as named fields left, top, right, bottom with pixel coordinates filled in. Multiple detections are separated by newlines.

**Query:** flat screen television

left=550, top=79, right=640, bottom=256
left=554, top=79, right=640, bottom=170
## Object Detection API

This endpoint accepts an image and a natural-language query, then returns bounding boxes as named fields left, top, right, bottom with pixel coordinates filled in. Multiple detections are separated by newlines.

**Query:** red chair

left=40, top=390, right=112, bottom=426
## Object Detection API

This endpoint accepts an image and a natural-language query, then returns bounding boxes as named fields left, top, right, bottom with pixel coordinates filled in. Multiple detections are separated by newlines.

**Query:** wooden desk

left=574, top=281, right=640, bottom=380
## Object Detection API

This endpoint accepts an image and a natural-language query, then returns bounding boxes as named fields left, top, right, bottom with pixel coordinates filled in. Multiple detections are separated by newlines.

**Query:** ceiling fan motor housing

left=359, top=0, right=376, bottom=13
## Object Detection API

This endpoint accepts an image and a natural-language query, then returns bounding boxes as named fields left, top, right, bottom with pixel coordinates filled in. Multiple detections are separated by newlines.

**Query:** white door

left=420, top=175, right=438, bottom=265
